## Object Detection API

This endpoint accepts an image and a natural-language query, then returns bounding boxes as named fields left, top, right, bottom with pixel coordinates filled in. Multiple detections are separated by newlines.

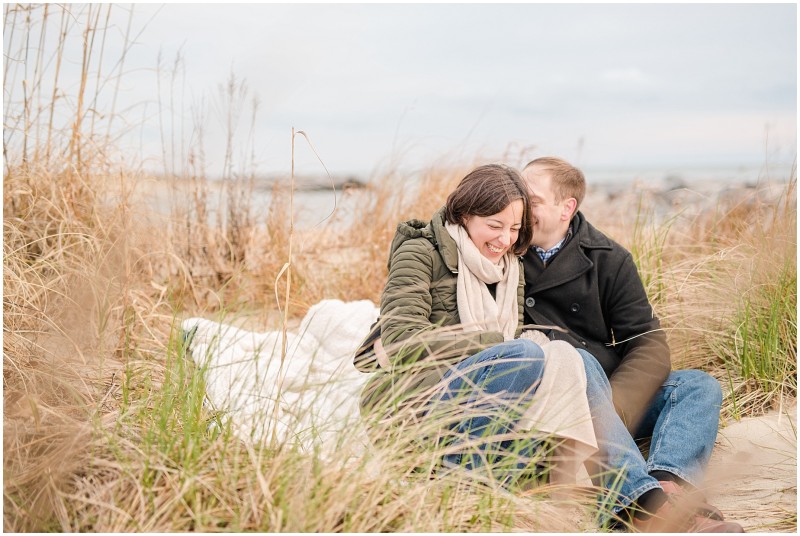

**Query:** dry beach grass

left=4, top=159, right=796, bottom=532
left=3, top=3, right=796, bottom=532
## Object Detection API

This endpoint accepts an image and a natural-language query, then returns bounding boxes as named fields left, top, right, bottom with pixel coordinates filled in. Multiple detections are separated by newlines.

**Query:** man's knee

left=670, top=369, right=723, bottom=406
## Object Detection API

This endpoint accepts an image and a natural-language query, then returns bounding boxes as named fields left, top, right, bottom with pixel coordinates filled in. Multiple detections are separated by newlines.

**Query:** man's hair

left=523, top=156, right=586, bottom=210
left=445, top=164, right=533, bottom=255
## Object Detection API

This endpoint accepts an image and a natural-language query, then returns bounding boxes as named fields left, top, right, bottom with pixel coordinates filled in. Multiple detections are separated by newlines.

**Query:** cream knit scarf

left=445, top=222, right=519, bottom=341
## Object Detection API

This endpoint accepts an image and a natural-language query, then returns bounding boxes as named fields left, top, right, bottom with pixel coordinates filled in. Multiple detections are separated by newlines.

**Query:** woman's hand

left=520, top=329, right=550, bottom=347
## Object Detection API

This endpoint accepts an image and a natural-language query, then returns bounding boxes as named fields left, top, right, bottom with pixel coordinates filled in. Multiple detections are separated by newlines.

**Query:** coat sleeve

left=604, top=251, right=672, bottom=433
left=379, top=238, right=503, bottom=368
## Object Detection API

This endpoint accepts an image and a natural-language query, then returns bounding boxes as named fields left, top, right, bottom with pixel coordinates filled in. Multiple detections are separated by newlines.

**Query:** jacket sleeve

left=605, top=251, right=672, bottom=433
left=379, top=238, right=503, bottom=368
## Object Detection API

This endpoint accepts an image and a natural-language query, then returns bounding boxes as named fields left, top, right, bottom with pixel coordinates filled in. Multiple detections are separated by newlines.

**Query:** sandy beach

left=707, top=404, right=797, bottom=531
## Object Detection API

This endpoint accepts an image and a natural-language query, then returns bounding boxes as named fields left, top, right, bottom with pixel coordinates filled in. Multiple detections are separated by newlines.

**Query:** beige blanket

left=517, top=337, right=598, bottom=486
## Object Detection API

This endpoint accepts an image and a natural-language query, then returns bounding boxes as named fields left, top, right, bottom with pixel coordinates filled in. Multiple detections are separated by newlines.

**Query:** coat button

left=525, top=297, right=536, bottom=307
left=570, top=303, right=580, bottom=313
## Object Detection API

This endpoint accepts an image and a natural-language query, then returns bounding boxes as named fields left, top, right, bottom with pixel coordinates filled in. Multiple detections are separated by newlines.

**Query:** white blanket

left=182, top=299, right=378, bottom=456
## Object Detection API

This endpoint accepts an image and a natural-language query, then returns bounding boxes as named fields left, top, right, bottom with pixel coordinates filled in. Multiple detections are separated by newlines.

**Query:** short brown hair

left=523, top=156, right=586, bottom=210
left=444, top=164, right=533, bottom=255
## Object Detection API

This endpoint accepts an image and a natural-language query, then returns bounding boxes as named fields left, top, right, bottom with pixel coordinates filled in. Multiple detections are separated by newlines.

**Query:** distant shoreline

left=137, top=166, right=794, bottom=230
left=145, top=162, right=796, bottom=192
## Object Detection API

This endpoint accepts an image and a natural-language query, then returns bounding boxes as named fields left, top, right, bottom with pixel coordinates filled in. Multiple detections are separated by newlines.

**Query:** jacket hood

left=388, top=207, right=459, bottom=273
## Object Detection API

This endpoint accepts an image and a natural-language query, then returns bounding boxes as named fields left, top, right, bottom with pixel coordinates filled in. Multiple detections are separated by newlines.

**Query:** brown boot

left=631, top=486, right=745, bottom=533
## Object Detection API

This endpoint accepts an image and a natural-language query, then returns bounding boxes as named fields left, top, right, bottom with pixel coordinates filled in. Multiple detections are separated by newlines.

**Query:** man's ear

left=561, top=198, right=577, bottom=221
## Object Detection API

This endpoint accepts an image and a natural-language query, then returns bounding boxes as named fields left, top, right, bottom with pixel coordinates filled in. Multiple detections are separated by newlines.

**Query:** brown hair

left=444, top=164, right=533, bottom=254
left=523, top=156, right=586, bottom=210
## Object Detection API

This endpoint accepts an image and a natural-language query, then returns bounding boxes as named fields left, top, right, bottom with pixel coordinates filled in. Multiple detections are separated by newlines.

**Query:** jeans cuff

left=646, top=463, right=699, bottom=489
left=609, top=479, right=663, bottom=515
left=595, top=478, right=663, bottom=529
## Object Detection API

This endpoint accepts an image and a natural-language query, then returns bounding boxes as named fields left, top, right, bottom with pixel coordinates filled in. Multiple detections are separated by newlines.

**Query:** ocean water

left=148, top=162, right=795, bottom=230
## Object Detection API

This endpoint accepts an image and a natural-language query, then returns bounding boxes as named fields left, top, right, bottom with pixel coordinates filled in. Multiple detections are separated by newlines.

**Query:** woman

left=355, top=164, right=596, bottom=487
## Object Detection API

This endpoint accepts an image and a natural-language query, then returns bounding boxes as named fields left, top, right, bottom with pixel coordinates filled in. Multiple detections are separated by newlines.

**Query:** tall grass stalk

left=270, top=127, right=298, bottom=447
left=733, top=264, right=796, bottom=392
left=627, top=193, right=679, bottom=309
left=4, top=4, right=139, bottom=172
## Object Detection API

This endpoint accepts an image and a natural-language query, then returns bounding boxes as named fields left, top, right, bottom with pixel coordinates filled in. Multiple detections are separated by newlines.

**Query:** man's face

left=522, top=165, right=573, bottom=250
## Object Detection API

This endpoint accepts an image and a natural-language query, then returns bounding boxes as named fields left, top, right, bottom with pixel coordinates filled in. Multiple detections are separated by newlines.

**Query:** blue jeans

left=424, top=341, right=722, bottom=522
left=426, top=339, right=547, bottom=483
left=634, top=369, right=723, bottom=485
left=577, top=350, right=722, bottom=520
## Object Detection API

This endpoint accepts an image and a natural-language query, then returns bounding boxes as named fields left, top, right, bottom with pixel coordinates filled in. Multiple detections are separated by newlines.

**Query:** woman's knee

left=453, top=339, right=543, bottom=381
left=499, top=338, right=544, bottom=359
left=505, top=339, right=546, bottom=375
left=477, top=340, right=545, bottom=386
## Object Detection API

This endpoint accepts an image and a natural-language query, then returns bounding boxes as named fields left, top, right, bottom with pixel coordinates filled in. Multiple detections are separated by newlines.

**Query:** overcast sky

left=4, top=3, right=797, bottom=178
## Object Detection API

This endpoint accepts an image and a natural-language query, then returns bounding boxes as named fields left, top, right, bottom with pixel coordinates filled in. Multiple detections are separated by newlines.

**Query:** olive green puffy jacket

left=361, top=207, right=525, bottom=412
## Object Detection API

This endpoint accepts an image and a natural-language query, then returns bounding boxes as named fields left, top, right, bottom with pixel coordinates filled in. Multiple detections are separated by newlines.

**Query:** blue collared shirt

left=534, top=229, right=572, bottom=266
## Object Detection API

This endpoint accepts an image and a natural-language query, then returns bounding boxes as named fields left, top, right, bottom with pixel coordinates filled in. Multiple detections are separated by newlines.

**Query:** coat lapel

left=524, top=245, right=594, bottom=293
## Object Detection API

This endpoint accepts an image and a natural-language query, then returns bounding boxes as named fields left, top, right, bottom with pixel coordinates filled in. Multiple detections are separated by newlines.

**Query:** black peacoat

left=522, top=211, right=672, bottom=433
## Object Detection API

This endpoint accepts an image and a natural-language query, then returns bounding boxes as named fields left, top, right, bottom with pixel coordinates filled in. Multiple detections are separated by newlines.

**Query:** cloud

left=11, top=3, right=792, bottom=176
left=601, top=68, right=653, bottom=87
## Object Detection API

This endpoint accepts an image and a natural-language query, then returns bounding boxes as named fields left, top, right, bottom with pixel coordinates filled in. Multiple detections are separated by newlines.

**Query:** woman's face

left=463, top=199, right=524, bottom=264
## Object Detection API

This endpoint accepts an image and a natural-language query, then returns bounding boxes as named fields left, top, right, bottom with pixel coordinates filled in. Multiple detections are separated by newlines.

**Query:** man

left=520, top=156, right=743, bottom=532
